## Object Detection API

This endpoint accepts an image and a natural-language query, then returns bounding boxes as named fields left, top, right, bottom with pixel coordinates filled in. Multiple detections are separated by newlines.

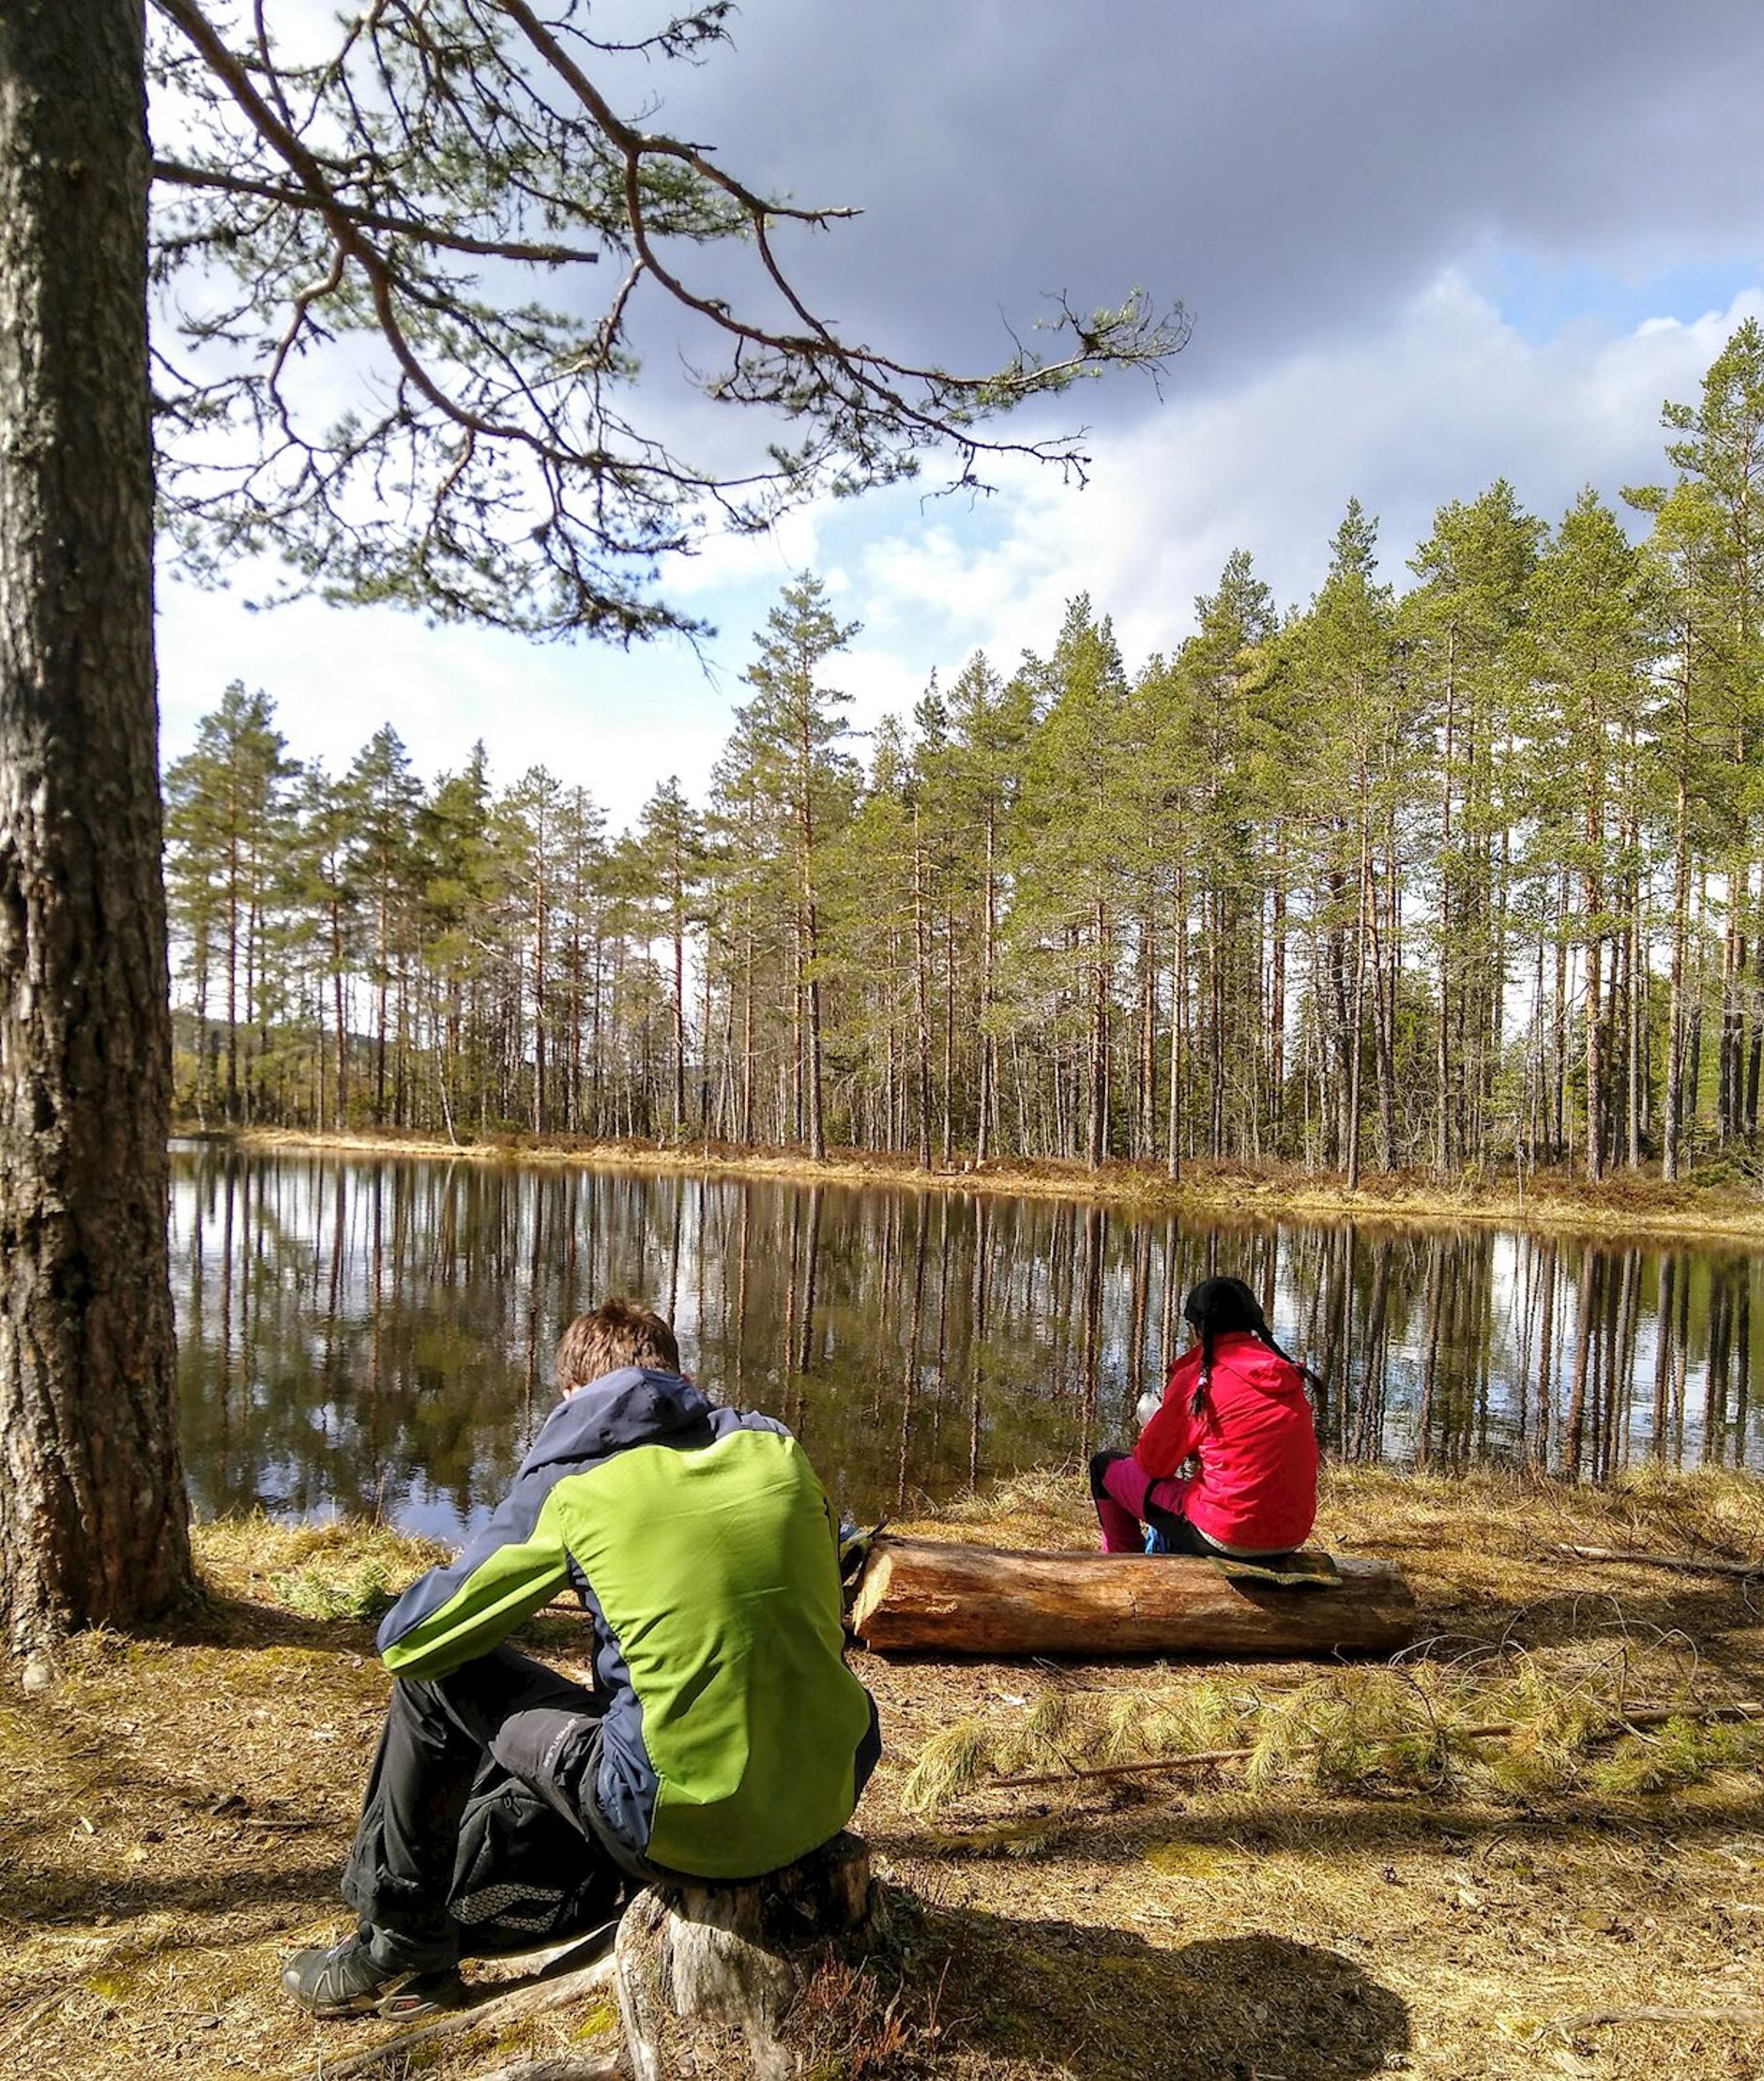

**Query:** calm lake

left=171, top=1146, right=1764, bottom=1541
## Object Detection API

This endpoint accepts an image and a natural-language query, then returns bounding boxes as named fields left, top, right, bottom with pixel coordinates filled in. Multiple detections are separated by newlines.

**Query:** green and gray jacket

left=375, top=1368, right=877, bottom=1880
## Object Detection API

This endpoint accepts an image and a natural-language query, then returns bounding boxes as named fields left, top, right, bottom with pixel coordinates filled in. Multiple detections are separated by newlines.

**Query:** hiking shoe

left=281, top=1933, right=463, bottom=2020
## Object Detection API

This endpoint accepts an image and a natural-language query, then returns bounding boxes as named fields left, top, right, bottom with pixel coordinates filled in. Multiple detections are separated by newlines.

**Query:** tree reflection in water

left=170, top=1147, right=1764, bottom=1539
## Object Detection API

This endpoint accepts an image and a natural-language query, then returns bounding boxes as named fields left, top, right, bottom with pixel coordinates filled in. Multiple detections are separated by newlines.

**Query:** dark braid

left=1190, top=1321, right=1215, bottom=1417
left=1181, top=1274, right=1327, bottom=1418
left=1249, top=1320, right=1329, bottom=1413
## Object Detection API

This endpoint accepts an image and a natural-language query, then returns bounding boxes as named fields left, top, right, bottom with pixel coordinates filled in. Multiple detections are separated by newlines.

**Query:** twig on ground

left=1559, top=2005, right=1764, bottom=2028
left=1559, top=1544, right=1761, bottom=1579
left=986, top=1700, right=1764, bottom=1792
left=470, top=2057, right=623, bottom=2080
left=314, top=1947, right=617, bottom=2080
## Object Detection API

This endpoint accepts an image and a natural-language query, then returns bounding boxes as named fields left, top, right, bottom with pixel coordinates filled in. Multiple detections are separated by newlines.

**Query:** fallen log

left=849, top=1537, right=1417, bottom=1658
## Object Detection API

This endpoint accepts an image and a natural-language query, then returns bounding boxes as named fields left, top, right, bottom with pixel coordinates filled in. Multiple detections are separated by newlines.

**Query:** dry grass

left=3, top=1470, right=1764, bottom=2077
left=211, top=1126, right=1764, bottom=1244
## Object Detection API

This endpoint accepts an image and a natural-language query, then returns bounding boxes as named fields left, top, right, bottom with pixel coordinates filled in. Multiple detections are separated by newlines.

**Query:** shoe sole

left=291, top=1970, right=464, bottom=2022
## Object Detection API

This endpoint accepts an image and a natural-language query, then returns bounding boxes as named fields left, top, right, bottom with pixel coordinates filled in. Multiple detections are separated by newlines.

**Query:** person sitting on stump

left=1089, top=1274, right=1322, bottom=1560
left=282, top=1298, right=881, bottom=2022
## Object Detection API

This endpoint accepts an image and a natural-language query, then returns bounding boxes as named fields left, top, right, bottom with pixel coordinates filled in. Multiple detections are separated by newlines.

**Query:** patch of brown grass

left=5, top=1471, right=1764, bottom=2078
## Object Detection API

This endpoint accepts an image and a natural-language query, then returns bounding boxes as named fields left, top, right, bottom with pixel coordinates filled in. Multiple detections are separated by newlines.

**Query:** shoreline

left=179, top=1123, right=1764, bottom=1245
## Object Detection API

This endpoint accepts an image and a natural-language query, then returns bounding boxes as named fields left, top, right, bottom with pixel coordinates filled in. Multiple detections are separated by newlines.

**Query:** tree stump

left=614, top=1831, right=873, bottom=2080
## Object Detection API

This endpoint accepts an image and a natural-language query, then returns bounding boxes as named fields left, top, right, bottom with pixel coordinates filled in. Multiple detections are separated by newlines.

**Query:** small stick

left=471, top=2057, right=623, bottom=2081
left=1560, top=2006, right=1764, bottom=2028
left=1557, top=1544, right=1762, bottom=1579
left=315, top=1948, right=617, bottom=2080
left=987, top=1700, right=1764, bottom=1793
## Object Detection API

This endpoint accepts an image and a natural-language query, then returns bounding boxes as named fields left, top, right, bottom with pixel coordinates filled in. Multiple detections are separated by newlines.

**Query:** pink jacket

left=1135, top=1330, right=1318, bottom=1553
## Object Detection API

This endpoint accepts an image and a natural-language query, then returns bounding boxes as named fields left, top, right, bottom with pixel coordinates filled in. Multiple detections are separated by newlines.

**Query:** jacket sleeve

left=1133, top=1353, right=1204, bottom=1480
left=377, top=1474, right=574, bottom=1679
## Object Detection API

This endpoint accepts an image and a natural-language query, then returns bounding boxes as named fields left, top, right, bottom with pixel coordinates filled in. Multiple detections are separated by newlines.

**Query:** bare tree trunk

left=0, top=0, right=193, bottom=1650
left=672, top=906, right=686, bottom=1137
left=1087, top=902, right=1111, bottom=1167
left=1436, top=640, right=1455, bottom=1173
left=1585, top=853, right=1604, bottom=1182
left=1346, top=810, right=1370, bottom=1192
left=1627, top=874, right=1643, bottom=1171
left=911, top=810, right=932, bottom=1171
left=1270, top=842, right=1287, bottom=1146
left=1553, top=868, right=1570, bottom=1163
left=976, top=807, right=997, bottom=1165
left=1165, top=866, right=1185, bottom=1183
left=1663, top=756, right=1691, bottom=1178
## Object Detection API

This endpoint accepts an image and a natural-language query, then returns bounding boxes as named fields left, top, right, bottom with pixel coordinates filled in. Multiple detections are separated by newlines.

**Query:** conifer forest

left=165, top=323, right=1764, bottom=1188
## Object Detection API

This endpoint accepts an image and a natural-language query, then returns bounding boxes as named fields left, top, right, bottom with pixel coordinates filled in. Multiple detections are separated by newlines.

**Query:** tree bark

left=0, top=0, right=193, bottom=1652
left=850, top=1538, right=1416, bottom=1658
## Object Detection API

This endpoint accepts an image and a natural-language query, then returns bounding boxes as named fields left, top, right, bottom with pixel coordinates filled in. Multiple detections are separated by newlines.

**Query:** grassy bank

left=198, top=1124, right=1764, bottom=1245
left=6, top=1467, right=1763, bottom=2078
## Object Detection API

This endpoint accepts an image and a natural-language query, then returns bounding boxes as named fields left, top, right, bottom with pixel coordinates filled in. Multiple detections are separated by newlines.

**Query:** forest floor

left=201, top=1124, right=1764, bottom=1245
left=6, top=1466, right=1764, bottom=2079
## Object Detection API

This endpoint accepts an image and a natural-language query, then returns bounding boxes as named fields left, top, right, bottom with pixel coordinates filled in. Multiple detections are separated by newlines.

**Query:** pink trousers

left=1093, top=1453, right=1190, bottom=1554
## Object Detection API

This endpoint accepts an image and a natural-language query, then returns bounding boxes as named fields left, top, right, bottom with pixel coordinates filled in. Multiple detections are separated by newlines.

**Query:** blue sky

left=153, top=1, right=1764, bottom=828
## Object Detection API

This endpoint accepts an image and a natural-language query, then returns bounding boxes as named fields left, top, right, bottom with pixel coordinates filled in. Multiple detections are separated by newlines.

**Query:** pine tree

left=945, top=654, right=1032, bottom=1162
left=1407, top=482, right=1543, bottom=1168
left=1288, top=503, right=1399, bottom=1186
left=1525, top=490, right=1652, bottom=1179
left=163, top=683, right=297, bottom=1122
left=343, top=727, right=423, bottom=1126
left=1630, top=322, right=1764, bottom=1148
left=733, top=574, right=859, bottom=1162
left=0, top=0, right=192, bottom=1648
left=634, top=777, right=707, bottom=1138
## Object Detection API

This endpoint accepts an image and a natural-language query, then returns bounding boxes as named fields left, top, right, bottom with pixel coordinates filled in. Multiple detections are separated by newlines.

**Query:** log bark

left=615, top=1831, right=872, bottom=2081
left=850, top=1537, right=1417, bottom=1658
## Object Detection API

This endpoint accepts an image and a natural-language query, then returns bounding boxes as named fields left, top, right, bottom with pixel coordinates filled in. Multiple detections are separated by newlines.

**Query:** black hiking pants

left=340, top=1643, right=638, bottom=1970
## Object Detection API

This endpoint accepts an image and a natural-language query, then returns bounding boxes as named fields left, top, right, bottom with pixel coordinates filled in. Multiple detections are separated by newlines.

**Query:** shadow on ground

left=870, top=1892, right=1408, bottom=2081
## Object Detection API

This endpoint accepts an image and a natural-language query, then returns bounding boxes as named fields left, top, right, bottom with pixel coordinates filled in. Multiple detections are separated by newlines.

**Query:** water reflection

left=170, top=1147, right=1764, bottom=1539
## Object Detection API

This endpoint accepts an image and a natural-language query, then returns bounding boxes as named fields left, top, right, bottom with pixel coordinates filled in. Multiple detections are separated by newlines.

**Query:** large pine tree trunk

left=0, top=0, right=193, bottom=1653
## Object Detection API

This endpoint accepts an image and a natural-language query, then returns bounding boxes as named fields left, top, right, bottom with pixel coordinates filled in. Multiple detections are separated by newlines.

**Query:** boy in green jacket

left=282, top=1299, right=879, bottom=2021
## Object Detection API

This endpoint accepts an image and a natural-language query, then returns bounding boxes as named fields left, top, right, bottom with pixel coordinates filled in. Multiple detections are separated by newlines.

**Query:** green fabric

left=572, top=1428, right=870, bottom=1878
left=380, top=1509, right=572, bottom=1678
left=1206, top=1548, right=1343, bottom=1591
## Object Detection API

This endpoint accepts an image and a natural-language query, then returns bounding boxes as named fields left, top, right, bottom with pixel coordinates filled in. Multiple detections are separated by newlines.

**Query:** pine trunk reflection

left=170, top=1147, right=1764, bottom=1540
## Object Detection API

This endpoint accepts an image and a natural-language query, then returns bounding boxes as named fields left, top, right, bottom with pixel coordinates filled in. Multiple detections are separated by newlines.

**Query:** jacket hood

left=1177, top=1330, right=1306, bottom=1400
left=524, top=1366, right=714, bottom=1471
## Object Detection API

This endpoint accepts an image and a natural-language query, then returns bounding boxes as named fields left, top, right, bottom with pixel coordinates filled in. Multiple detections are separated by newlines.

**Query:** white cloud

left=155, top=277, right=1764, bottom=828
left=841, top=277, right=1764, bottom=684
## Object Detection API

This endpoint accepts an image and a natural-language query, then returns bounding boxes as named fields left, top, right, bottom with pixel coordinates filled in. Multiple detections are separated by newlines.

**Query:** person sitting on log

left=281, top=1297, right=881, bottom=2022
left=1089, top=1275, right=1322, bottom=1560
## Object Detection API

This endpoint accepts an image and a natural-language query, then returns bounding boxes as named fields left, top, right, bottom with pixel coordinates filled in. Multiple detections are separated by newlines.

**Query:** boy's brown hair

left=555, top=1299, right=680, bottom=1392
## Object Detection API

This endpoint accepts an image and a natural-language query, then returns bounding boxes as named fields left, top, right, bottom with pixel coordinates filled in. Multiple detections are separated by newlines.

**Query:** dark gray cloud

left=157, top=3, right=1764, bottom=809
left=611, top=0, right=1764, bottom=405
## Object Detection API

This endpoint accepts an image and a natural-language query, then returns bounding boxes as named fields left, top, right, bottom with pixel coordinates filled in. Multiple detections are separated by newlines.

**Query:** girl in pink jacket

left=1089, top=1275, right=1321, bottom=1558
